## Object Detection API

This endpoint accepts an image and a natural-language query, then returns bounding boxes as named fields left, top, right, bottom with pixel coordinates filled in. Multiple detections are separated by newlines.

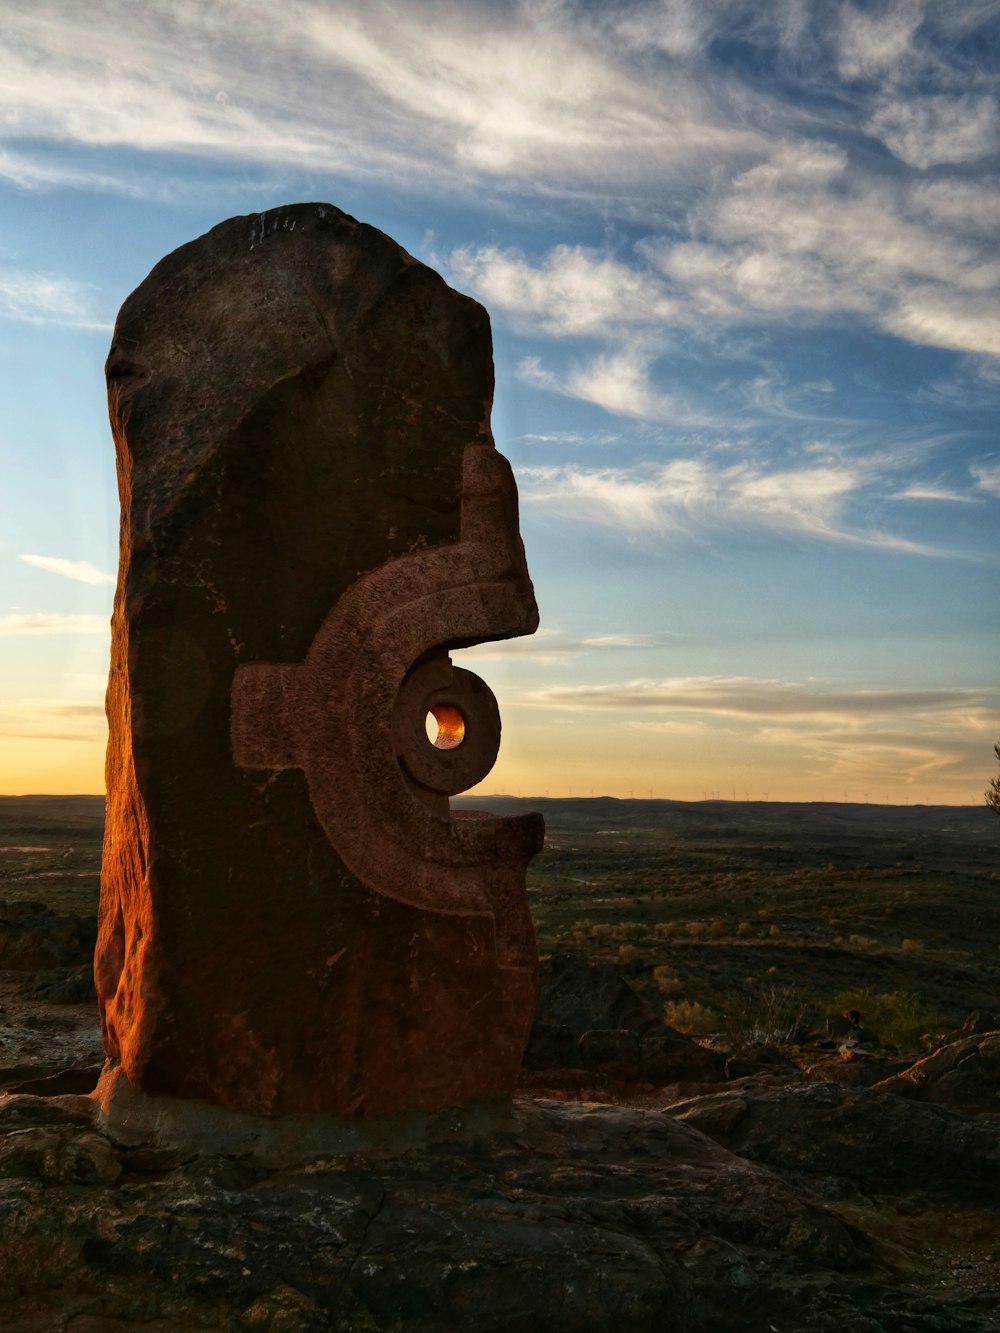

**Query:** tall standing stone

left=97, top=204, right=543, bottom=1119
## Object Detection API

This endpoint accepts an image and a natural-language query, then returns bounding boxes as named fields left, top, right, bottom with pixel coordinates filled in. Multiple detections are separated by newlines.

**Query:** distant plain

left=1, top=794, right=997, bottom=1036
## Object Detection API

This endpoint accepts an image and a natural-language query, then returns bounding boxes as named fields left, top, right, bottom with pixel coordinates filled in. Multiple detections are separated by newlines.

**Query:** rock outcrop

left=4, top=1089, right=997, bottom=1332
left=663, top=1078, right=1000, bottom=1204
left=523, top=955, right=725, bottom=1087
left=0, top=900, right=94, bottom=973
left=876, top=1029, right=1000, bottom=1114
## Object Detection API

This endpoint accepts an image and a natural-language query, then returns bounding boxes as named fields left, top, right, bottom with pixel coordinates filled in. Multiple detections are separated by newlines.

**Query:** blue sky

left=1, top=0, right=998, bottom=801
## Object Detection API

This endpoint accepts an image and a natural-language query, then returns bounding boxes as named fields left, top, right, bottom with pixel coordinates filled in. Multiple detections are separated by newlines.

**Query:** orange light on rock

left=427, top=705, right=465, bottom=750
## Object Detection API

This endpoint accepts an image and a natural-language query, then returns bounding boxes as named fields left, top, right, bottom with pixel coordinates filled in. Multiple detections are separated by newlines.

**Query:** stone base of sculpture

left=92, top=1063, right=513, bottom=1167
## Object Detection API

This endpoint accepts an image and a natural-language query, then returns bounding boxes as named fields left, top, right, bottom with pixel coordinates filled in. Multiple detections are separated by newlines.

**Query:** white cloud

left=886, top=289, right=1000, bottom=357
left=518, top=456, right=938, bottom=552
left=971, top=460, right=1000, bottom=497
left=891, top=483, right=976, bottom=503
left=0, top=146, right=141, bottom=196
left=562, top=349, right=668, bottom=420
left=18, top=554, right=116, bottom=586
left=519, top=430, right=623, bottom=446
left=868, top=94, right=1000, bottom=170
left=453, top=131, right=1000, bottom=366
left=0, top=2, right=996, bottom=365
left=0, top=0, right=764, bottom=196
left=0, top=613, right=109, bottom=635
left=524, top=674, right=994, bottom=720
left=836, top=0, right=924, bottom=83
left=600, top=0, right=717, bottom=59
left=517, top=346, right=716, bottom=424
left=0, top=269, right=107, bottom=328
left=449, top=244, right=677, bottom=338
left=643, top=142, right=1000, bottom=357
left=910, top=179, right=1000, bottom=236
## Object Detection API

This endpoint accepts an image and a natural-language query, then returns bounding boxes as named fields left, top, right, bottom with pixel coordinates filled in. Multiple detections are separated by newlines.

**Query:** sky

left=1, top=0, right=998, bottom=804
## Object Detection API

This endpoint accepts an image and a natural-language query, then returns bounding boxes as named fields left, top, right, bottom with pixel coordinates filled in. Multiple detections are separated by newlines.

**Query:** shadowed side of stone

left=98, top=204, right=542, bottom=1119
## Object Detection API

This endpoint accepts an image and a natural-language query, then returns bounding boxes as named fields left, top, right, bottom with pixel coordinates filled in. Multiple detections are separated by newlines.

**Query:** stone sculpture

left=96, top=204, right=543, bottom=1120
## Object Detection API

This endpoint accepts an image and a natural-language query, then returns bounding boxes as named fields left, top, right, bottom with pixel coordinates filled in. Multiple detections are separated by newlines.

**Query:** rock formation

left=876, top=1029, right=1000, bottom=1113
left=522, top=954, right=725, bottom=1088
left=3, top=1088, right=999, bottom=1331
left=97, top=204, right=542, bottom=1119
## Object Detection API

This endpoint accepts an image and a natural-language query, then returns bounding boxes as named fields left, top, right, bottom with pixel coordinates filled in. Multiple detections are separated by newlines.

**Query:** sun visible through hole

left=426, top=705, right=465, bottom=750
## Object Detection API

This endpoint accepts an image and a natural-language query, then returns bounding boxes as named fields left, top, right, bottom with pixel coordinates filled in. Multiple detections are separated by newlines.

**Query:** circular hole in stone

left=425, top=705, right=466, bottom=750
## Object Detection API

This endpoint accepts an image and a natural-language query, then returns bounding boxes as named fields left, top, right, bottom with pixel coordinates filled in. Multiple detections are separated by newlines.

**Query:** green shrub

left=652, top=964, right=682, bottom=995
left=613, top=921, right=647, bottom=941
left=834, top=987, right=940, bottom=1047
left=664, top=999, right=719, bottom=1034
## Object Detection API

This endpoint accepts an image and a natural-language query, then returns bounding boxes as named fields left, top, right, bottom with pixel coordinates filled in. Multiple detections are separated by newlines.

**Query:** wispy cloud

left=524, top=674, right=996, bottom=723
left=910, top=179, right=1000, bottom=237
left=971, top=460, right=1000, bottom=497
left=867, top=94, right=1000, bottom=170
left=519, top=672, right=1000, bottom=793
left=518, top=430, right=623, bottom=446
left=517, top=347, right=714, bottom=424
left=0, top=697, right=105, bottom=741
left=0, top=613, right=109, bottom=635
left=645, top=142, right=1000, bottom=357
left=836, top=0, right=924, bottom=83
left=0, top=0, right=764, bottom=196
left=451, top=140, right=1000, bottom=385
left=4, top=2, right=999, bottom=368
left=450, top=244, right=678, bottom=338
left=0, top=269, right=108, bottom=328
left=18, top=554, right=116, bottom=586
left=459, top=627, right=654, bottom=667
left=518, top=456, right=939, bottom=553
left=891, top=482, right=977, bottom=503
left=1, top=1, right=995, bottom=220
left=0, top=146, right=143, bottom=196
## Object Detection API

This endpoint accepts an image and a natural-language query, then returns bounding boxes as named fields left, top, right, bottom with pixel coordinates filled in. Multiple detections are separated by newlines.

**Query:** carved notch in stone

left=97, top=203, right=543, bottom=1120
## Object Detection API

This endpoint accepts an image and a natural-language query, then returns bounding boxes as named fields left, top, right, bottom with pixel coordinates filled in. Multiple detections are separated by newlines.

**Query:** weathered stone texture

left=98, top=203, right=542, bottom=1117
left=4, top=1090, right=999, bottom=1331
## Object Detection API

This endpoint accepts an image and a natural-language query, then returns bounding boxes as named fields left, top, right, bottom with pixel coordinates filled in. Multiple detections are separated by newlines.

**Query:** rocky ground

left=1, top=906, right=999, bottom=1331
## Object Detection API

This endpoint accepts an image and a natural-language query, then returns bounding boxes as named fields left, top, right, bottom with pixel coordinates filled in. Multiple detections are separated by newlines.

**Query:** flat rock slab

left=662, top=1077, right=1000, bottom=1205
left=1, top=1093, right=996, bottom=1331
